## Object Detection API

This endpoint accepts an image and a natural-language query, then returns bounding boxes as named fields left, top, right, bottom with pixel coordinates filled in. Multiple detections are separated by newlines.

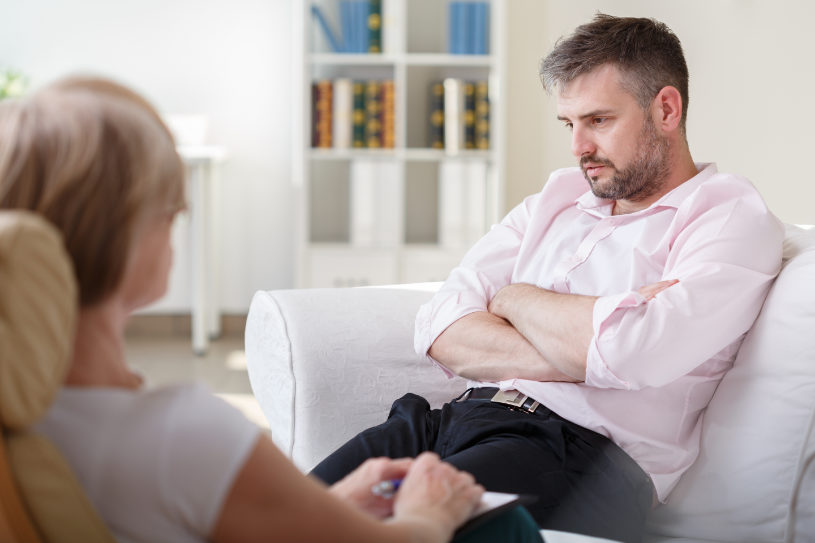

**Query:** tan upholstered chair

left=0, top=210, right=113, bottom=543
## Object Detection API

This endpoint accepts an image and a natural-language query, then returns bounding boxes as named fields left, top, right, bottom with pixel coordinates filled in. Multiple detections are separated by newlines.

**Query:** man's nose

left=571, top=126, right=595, bottom=157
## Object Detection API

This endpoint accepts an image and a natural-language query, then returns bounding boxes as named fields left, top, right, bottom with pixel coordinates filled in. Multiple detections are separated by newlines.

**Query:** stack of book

left=349, top=159, right=401, bottom=247
left=448, top=1, right=490, bottom=55
left=312, top=78, right=396, bottom=149
left=311, top=0, right=382, bottom=54
left=429, top=78, right=489, bottom=152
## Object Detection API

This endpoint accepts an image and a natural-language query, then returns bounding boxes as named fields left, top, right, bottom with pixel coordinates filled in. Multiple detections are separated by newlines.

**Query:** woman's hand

left=329, top=457, right=414, bottom=519
left=390, top=453, right=484, bottom=543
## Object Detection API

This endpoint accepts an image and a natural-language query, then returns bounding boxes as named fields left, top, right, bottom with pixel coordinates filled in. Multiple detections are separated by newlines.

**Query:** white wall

left=0, top=0, right=294, bottom=313
left=506, top=0, right=815, bottom=226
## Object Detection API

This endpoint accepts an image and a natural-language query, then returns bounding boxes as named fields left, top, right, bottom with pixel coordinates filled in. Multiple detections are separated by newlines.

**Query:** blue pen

left=371, top=478, right=402, bottom=498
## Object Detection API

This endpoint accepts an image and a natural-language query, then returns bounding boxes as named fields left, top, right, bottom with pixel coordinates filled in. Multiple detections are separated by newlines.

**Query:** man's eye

left=593, top=117, right=607, bottom=126
left=563, top=122, right=573, bottom=130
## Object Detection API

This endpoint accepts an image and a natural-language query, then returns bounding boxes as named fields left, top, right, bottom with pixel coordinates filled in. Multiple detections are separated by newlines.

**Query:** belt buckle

left=490, top=389, right=539, bottom=414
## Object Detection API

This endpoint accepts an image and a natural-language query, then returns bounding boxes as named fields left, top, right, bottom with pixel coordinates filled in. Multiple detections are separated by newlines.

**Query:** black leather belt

left=459, top=387, right=541, bottom=414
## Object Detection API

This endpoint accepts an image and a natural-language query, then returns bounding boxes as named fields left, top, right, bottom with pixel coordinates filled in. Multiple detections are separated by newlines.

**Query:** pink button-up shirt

left=415, top=163, right=783, bottom=501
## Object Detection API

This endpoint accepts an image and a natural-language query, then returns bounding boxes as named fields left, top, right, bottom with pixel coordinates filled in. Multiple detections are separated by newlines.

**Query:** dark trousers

left=312, top=392, right=654, bottom=543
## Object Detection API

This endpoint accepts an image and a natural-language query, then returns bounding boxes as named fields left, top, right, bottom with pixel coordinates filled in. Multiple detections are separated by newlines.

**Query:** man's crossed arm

left=428, top=280, right=678, bottom=384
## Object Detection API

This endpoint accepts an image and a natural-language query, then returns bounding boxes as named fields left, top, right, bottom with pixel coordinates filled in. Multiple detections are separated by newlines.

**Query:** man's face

left=556, top=64, right=670, bottom=202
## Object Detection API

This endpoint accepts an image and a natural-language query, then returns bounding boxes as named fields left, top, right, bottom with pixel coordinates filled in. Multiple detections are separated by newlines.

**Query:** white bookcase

left=292, top=0, right=506, bottom=287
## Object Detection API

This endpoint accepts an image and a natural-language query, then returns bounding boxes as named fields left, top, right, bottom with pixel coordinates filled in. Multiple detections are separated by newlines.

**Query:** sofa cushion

left=647, top=225, right=815, bottom=542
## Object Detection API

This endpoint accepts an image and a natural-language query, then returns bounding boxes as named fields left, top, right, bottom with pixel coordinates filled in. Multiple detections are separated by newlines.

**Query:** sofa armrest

left=245, top=284, right=469, bottom=472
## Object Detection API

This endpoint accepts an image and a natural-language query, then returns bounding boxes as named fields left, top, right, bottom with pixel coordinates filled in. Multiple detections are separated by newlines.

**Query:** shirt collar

left=575, top=163, right=718, bottom=218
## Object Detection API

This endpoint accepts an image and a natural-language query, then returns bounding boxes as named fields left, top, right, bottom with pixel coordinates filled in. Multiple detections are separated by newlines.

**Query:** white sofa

left=245, top=225, right=815, bottom=543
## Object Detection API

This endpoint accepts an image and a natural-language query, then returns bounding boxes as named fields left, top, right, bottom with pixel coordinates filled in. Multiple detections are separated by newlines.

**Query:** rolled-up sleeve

left=585, top=189, right=784, bottom=390
left=414, top=197, right=535, bottom=361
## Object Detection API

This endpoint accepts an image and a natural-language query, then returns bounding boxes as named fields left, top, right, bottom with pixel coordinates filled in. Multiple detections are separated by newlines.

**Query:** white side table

left=177, top=145, right=227, bottom=355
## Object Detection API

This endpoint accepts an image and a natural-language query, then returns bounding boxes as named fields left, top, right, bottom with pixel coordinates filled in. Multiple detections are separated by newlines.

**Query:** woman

left=0, top=77, right=541, bottom=543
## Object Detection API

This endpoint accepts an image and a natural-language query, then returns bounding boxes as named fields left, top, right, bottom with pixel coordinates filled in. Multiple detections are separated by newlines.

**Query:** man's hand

left=638, top=279, right=679, bottom=301
left=428, top=311, right=577, bottom=382
left=488, top=283, right=596, bottom=381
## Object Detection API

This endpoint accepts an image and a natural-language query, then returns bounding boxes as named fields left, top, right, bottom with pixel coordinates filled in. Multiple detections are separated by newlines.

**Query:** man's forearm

left=488, top=283, right=596, bottom=381
left=428, top=311, right=578, bottom=382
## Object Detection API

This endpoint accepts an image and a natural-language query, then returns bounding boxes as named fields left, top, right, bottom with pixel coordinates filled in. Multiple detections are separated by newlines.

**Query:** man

left=313, top=14, right=783, bottom=542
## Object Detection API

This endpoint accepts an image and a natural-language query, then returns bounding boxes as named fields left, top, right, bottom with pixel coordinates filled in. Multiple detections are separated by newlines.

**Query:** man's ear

left=652, top=86, right=683, bottom=132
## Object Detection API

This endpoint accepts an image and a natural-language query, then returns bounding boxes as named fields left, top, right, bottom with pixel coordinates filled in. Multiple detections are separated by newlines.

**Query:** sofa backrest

left=0, top=210, right=114, bottom=543
left=647, top=225, right=815, bottom=543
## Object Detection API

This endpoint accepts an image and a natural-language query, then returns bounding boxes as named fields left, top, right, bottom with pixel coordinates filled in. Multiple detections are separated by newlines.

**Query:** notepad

left=455, top=491, right=537, bottom=536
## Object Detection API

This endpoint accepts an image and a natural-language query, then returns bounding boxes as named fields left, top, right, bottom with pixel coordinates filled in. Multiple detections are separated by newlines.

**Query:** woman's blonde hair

left=0, top=76, right=185, bottom=306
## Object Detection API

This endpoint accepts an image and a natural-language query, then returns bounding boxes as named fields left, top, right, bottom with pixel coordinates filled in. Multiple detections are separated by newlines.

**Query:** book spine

left=429, top=81, right=445, bottom=149
left=382, top=79, right=396, bottom=148
left=381, top=0, right=404, bottom=54
left=352, top=80, right=366, bottom=147
left=443, top=78, right=465, bottom=154
left=368, top=0, right=382, bottom=53
left=472, top=2, right=489, bottom=55
left=332, top=78, right=354, bottom=149
left=474, top=79, right=490, bottom=150
left=313, top=79, right=333, bottom=148
left=448, top=2, right=467, bottom=54
left=340, top=1, right=353, bottom=53
left=311, top=82, right=318, bottom=147
left=464, top=81, right=476, bottom=150
left=462, top=1, right=474, bottom=54
left=356, top=1, right=368, bottom=53
left=364, top=79, right=383, bottom=148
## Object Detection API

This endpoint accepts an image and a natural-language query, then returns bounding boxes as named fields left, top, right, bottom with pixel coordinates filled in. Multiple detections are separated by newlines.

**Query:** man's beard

left=580, top=117, right=671, bottom=202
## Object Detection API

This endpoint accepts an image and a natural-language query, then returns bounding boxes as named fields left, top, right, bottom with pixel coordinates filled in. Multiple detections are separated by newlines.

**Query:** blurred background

left=2, top=0, right=812, bottom=318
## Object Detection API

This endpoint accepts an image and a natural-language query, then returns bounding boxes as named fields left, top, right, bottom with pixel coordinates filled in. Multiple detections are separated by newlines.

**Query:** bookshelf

left=293, top=0, right=506, bottom=287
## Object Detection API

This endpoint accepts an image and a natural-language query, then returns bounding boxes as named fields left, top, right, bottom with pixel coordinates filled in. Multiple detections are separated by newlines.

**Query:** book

left=367, top=0, right=382, bottom=53
left=313, top=79, right=333, bottom=148
left=448, top=2, right=469, bottom=54
left=350, top=159, right=401, bottom=247
left=352, top=80, right=366, bottom=147
left=382, top=79, right=395, bottom=148
left=439, top=159, right=489, bottom=247
left=443, top=78, right=465, bottom=154
left=332, top=78, right=353, bottom=149
left=310, top=83, right=318, bottom=147
left=474, top=80, right=490, bottom=149
left=438, top=159, right=467, bottom=247
left=364, top=79, right=383, bottom=148
left=350, top=159, right=377, bottom=246
left=311, top=4, right=343, bottom=53
left=340, top=0, right=369, bottom=53
left=454, top=491, right=536, bottom=537
left=429, top=81, right=445, bottom=149
left=466, top=159, right=488, bottom=243
left=381, top=0, right=404, bottom=54
left=471, top=2, right=490, bottom=55
left=448, top=1, right=490, bottom=55
left=464, top=81, right=476, bottom=149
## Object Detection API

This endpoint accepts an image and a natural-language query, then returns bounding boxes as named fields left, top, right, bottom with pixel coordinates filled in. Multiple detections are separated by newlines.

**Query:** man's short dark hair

left=540, top=13, right=689, bottom=132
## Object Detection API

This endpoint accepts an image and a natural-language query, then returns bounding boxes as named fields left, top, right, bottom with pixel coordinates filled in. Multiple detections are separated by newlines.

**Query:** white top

left=415, top=163, right=784, bottom=501
left=35, top=383, right=261, bottom=543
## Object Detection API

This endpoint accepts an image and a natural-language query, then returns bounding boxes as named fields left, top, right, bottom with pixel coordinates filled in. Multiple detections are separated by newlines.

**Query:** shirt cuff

left=585, top=291, right=646, bottom=389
